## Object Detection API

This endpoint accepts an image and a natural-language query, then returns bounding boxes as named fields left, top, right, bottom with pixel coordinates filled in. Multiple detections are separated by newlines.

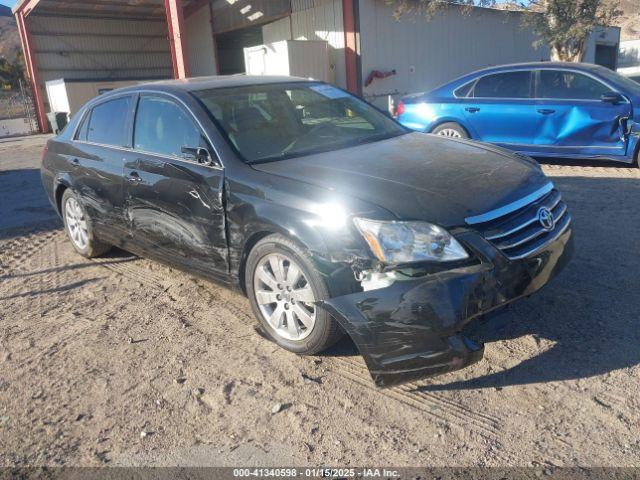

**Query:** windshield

left=193, top=82, right=407, bottom=163
left=596, top=67, right=640, bottom=97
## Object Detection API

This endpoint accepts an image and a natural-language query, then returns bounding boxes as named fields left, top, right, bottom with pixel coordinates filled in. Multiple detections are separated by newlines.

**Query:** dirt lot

left=0, top=135, right=639, bottom=468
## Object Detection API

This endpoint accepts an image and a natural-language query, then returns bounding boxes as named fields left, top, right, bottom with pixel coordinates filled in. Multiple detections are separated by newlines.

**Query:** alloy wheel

left=253, top=253, right=316, bottom=341
left=65, top=197, right=89, bottom=251
left=437, top=128, right=462, bottom=138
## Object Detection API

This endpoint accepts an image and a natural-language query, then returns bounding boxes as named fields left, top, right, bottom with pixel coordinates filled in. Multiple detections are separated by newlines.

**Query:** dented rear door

left=531, top=69, right=631, bottom=158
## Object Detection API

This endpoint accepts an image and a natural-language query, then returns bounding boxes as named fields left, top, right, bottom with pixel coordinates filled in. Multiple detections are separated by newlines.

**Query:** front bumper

left=321, top=226, right=573, bottom=388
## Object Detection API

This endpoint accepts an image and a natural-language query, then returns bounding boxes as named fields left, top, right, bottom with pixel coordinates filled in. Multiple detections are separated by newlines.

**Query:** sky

left=0, top=0, right=17, bottom=8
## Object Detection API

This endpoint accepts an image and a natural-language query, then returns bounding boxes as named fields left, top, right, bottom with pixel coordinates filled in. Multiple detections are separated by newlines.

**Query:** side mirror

left=601, top=91, right=625, bottom=104
left=181, top=146, right=218, bottom=167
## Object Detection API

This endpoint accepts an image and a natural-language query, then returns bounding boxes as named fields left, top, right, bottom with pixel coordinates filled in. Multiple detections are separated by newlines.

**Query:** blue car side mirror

left=601, top=92, right=625, bottom=104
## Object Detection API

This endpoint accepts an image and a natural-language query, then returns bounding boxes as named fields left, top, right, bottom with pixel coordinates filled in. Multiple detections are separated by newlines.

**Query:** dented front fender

left=321, top=228, right=573, bottom=388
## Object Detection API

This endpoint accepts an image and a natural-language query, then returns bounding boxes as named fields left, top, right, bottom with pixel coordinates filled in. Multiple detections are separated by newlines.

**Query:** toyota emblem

left=537, top=207, right=555, bottom=231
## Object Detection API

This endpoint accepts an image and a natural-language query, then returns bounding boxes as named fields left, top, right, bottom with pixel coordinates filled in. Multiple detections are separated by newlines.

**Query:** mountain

left=0, top=5, right=20, bottom=63
left=617, top=0, right=639, bottom=41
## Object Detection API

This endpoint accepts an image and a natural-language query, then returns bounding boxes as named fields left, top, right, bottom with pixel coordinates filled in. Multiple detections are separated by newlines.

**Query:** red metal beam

left=15, top=11, right=49, bottom=133
left=164, top=0, right=190, bottom=79
left=13, top=0, right=42, bottom=16
left=342, top=0, right=359, bottom=95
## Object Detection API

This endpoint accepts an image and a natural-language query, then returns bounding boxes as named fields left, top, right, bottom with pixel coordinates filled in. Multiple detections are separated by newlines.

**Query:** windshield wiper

left=246, top=132, right=407, bottom=165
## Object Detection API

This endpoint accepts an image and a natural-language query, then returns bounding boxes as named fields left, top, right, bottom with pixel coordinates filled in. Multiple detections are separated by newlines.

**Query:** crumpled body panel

left=322, top=228, right=573, bottom=388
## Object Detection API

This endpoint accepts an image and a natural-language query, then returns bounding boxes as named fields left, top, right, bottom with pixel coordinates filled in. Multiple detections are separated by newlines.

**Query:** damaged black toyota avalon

left=41, top=76, right=573, bottom=387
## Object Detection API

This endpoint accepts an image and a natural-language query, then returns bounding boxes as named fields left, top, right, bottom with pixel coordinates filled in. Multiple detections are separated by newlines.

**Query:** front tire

left=432, top=122, right=468, bottom=139
left=61, top=189, right=111, bottom=258
left=245, top=234, right=343, bottom=354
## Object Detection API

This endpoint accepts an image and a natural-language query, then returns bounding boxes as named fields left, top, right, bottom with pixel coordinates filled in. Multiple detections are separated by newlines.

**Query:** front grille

left=468, top=187, right=571, bottom=260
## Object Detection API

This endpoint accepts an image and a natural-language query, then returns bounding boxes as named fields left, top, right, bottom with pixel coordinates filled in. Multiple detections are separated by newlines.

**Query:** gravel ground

left=0, top=135, right=638, bottom=467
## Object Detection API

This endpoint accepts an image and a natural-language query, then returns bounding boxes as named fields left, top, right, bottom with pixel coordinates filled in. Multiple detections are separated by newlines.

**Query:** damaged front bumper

left=321, top=226, right=573, bottom=388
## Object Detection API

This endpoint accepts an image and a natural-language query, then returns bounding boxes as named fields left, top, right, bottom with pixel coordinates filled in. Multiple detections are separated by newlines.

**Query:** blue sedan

left=396, top=62, right=640, bottom=165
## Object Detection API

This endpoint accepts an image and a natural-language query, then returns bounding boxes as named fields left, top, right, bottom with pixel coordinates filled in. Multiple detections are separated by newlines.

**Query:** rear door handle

left=537, top=109, right=555, bottom=115
left=465, top=107, right=480, bottom=113
left=71, top=158, right=80, bottom=167
left=127, top=171, right=142, bottom=183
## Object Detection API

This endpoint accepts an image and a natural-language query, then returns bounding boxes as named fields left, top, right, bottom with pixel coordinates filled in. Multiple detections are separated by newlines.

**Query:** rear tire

left=61, top=189, right=111, bottom=258
left=245, top=234, right=343, bottom=354
left=432, top=122, right=469, bottom=139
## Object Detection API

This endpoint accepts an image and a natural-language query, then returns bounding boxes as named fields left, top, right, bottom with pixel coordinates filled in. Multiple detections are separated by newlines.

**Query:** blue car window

left=537, top=70, right=608, bottom=100
left=596, top=67, right=640, bottom=96
left=454, top=81, right=475, bottom=98
left=472, top=71, right=532, bottom=99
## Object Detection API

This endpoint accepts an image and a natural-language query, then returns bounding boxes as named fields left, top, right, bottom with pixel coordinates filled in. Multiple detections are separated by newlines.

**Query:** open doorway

left=215, top=24, right=264, bottom=75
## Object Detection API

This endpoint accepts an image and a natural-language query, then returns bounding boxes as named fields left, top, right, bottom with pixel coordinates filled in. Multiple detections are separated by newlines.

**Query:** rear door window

left=84, top=96, right=132, bottom=147
left=472, top=71, right=532, bottom=99
left=133, top=95, right=204, bottom=158
left=536, top=70, right=609, bottom=100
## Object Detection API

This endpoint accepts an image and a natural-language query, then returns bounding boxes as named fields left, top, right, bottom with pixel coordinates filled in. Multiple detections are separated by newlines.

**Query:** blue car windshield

left=193, top=82, right=407, bottom=163
left=596, top=68, right=640, bottom=97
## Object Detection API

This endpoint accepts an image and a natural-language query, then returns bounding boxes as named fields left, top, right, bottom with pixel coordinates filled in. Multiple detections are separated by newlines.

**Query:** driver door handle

left=537, top=109, right=555, bottom=115
left=71, top=158, right=80, bottom=167
left=465, top=107, right=480, bottom=113
left=127, top=171, right=142, bottom=184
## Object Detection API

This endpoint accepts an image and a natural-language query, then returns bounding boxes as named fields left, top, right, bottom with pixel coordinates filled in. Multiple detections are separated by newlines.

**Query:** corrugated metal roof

left=15, top=0, right=198, bottom=19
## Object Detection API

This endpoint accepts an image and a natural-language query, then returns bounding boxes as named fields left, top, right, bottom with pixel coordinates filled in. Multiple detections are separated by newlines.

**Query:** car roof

left=414, top=62, right=613, bottom=98
left=105, top=75, right=313, bottom=97
left=468, top=61, right=608, bottom=75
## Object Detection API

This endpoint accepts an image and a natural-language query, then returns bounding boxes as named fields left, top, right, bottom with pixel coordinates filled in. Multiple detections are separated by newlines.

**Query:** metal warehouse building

left=13, top=0, right=620, bottom=133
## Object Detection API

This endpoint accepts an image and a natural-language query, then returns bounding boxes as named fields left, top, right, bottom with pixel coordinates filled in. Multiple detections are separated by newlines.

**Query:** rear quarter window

left=454, top=81, right=475, bottom=98
left=82, top=96, right=132, bottom=147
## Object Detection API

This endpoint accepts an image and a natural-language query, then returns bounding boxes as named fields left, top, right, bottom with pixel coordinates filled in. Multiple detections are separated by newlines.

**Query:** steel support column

left=15, top=10, right=49, bottom=133
left=164, top=0, right=190, bottom=79
left=342, top=0, right=360, bottom=95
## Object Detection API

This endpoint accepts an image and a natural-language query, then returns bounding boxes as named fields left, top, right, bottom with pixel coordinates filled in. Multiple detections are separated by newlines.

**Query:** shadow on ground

left=0, top=168, right=60, bottom=239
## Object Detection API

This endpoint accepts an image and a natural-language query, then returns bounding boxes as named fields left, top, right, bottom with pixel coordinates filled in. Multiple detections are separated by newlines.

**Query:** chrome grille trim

left=469, top=187, right=571, bottom=260
left=505, top=213, right=572, bottom=260
left=465, top=182, right=554, bottom=225
left=485, top=190, right=562, bottom=241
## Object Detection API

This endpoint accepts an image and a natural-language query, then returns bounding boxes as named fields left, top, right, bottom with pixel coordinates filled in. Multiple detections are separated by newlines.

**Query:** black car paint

left=323, top=225, right=573, bottom=387
left=41, top=77, right=573, bottom=387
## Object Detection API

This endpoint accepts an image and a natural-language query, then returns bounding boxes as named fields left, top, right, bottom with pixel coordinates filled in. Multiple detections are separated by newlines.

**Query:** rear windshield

left=193, top=82, right=407, bottom=163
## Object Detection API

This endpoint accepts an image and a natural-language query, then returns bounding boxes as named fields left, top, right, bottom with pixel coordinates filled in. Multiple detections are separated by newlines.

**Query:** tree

left=385, top=0, right=621, bottom=62
left=524, top=0, right=621, bottom=62
left=0, top=54, right=26, bottom=90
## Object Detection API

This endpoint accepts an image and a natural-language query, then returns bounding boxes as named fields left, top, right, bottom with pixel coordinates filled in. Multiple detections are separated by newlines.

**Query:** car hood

left=251, top=133, right=550, bottom=228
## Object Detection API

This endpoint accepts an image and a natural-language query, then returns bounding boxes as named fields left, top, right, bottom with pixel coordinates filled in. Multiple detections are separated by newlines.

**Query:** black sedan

left=41, top=76, right=573, bottom=387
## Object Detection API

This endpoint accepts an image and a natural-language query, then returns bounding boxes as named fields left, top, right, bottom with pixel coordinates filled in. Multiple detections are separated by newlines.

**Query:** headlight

left=353, top=218, right=469, bottom=263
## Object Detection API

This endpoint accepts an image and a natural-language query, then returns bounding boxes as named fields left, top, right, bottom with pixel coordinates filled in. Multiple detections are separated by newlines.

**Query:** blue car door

left=531, top=69, right=632, bottom=158
left=460, top=70, right=538, bottom=146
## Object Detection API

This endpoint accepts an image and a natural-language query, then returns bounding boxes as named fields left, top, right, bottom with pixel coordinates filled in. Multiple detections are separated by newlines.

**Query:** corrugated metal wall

left=358, top=0, right=551, bottom=106
left=185, top=4, right=217, bottom=76
left=27, top=14, right=172, bottom=84
left=210, top=0, right=290, bottom=33
left=262, top=0, right=346, bottom=88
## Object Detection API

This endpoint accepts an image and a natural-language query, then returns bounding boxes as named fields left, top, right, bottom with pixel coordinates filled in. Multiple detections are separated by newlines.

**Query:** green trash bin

left=47, top=111, right=69, bottom=134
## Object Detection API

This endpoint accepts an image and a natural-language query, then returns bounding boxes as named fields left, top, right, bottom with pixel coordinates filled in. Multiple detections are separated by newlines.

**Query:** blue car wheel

left=432, top=122, right=469, bottom=139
